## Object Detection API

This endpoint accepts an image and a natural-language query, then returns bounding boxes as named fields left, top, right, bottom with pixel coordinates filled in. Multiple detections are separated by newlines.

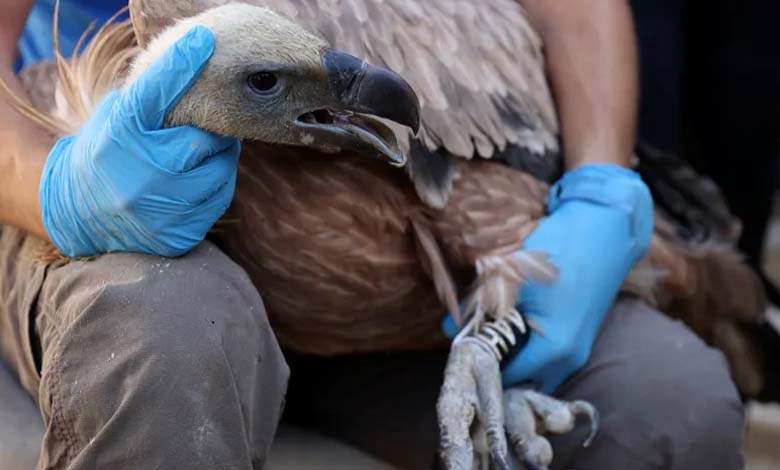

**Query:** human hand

left=444, top=164, right=653, bottom=393
left=39, top=26, right=241, bottom=257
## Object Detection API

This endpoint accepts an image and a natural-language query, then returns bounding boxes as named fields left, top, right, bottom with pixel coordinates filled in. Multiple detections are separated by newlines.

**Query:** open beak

left=294, top=50, right=421, bottom=167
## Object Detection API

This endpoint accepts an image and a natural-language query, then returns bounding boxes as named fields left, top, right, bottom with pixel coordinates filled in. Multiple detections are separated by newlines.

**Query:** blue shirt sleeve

left=16, top=0, right=128, bottom=71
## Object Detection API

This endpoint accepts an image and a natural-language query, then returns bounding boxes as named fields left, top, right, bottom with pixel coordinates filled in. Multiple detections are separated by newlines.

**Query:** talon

left=569, top=400, right=599, bottom=447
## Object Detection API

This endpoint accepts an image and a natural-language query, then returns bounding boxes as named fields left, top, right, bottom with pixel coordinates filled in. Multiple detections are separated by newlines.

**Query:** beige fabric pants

left=0, top=226, right=289, bottom=470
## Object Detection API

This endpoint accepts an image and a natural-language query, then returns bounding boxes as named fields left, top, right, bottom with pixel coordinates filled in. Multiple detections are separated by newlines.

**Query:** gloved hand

left=444, top=163, right=653, bottom=393
left=39, top=26, right=241, bottom=258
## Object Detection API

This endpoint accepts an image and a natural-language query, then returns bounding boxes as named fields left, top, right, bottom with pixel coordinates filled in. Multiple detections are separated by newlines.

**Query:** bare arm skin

left=0, top=0, right=52, bottom=239
left=520, top=0, right=638, bottom=169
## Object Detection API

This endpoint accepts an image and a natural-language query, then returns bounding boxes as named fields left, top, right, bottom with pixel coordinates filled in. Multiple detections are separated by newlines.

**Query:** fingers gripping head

left=125, top=2, right=418, bottom=165
left=126, top=4, right=326, bottom=139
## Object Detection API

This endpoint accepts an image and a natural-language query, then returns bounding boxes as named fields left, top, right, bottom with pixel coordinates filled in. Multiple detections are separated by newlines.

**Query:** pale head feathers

left=126, top=3, right=328, bottom=140
left=127, top=4, right=325, bottom=84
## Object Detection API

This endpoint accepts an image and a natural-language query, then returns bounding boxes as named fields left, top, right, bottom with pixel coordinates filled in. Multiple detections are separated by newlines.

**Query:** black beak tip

left=368, top=67, right=421, bottom=134
left=324, top=49, right=422, bottom=134
left=394, top=87, right=421, bottom=135
left=407, top=98, right=421, bottom=135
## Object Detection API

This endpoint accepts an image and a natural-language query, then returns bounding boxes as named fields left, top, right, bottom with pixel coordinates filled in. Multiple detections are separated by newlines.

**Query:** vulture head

left=125, top=3, right=420, bottom=166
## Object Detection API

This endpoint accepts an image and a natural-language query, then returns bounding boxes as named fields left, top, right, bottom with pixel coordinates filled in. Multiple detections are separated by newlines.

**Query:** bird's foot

left=437, top=339, right=598, bottom=470
left=503, top=388, right=598, bottom=470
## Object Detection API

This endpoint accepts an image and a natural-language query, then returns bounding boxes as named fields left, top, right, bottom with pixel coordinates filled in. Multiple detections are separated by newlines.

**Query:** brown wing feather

left=128, top=0, right=561, bottom=207
left=258, top=0, right=562, bottom=208
left=280, top=0, right=559, bottom=162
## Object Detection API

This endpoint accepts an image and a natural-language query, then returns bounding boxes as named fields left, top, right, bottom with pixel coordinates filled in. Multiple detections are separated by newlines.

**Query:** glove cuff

left=39, top=137, right=92, bottom=257
left=548, top=163, right=654, bottom=255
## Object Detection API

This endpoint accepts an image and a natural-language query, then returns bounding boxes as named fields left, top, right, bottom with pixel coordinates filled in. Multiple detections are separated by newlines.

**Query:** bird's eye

left=248, top=72, right=279, bottom=94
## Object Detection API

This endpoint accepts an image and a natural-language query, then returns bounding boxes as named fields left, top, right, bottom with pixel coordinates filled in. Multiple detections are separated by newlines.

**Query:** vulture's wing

left=636, top=143, right=742, bottom=245
left=129, top=0, right=561, bottom=207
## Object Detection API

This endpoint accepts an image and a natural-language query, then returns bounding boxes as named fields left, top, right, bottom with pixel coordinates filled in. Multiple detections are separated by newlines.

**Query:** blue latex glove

left=39, top=26, right=241, bottom=257
left=444, top=163, right=653, bottom=393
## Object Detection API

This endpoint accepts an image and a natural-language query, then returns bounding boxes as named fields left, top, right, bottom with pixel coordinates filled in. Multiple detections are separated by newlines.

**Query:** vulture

left=2, top=0, right=774, bottom=468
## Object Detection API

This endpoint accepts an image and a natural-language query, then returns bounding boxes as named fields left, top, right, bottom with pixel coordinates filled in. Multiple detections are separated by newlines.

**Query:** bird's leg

left=504, top=388, right=599, bottom=470
left=437, top=308, right=599, bottom=470
left=438, top=338, right=510, bottom=470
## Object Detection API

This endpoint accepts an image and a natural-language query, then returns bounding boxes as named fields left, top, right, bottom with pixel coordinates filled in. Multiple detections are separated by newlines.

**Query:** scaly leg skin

left=437, top=340, right=599, bottom=470
left=438, top=338, right=510, bottom=470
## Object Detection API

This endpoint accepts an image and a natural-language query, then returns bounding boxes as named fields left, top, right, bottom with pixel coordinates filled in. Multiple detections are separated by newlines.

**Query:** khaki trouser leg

left=0, top=225, right=289, bottom=470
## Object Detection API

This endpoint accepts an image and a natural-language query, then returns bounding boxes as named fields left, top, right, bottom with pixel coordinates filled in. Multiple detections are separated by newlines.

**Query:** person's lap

left=285, top=299, right=745, bottom=470
left=0, top=225, right=744, bottom=469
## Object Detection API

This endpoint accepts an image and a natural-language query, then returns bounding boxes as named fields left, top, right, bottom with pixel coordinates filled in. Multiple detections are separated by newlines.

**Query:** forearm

left=0, top=0, right=51, bottom=239
left=0, top=68, right=53, bottom=239
left=520, top=0, right=638, bottom=169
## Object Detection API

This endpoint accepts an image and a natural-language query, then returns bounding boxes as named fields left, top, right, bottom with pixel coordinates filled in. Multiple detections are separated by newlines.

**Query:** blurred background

left=632, top=0, right=780, bottom=467
left=631, top=0, right=780, bottom=269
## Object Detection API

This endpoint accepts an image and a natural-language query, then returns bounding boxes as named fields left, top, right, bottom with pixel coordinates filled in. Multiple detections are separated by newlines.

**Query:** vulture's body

left=5, top=0, right=774, bottom=466
left=219, top=148, right=548, bottom=353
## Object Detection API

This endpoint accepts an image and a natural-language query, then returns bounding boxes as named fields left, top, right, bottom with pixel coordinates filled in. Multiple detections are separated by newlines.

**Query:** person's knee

left=596, top=342, right=743, bottom=469
left=38, top=242, right=289, bottom=467
left=59, top=242, right=282, bottom=367
left=41, top=241, right=289, bottom=422
left=670, top=370, right=744, bottom=470
left=553, top=299, right=744, bottom=470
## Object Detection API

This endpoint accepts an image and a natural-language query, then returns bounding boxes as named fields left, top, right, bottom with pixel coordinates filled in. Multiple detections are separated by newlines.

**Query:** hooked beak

left=294, top=50, right=421, bottom=167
